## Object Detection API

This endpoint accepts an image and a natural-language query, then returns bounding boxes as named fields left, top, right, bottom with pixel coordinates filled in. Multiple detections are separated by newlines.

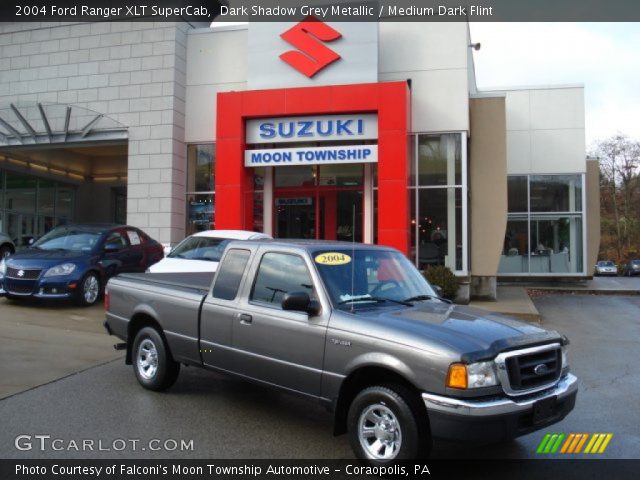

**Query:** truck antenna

left=350, top=205, right=355, bottom=313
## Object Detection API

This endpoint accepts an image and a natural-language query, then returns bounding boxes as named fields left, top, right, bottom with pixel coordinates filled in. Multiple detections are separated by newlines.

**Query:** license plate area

left=532, top=396, right=557, bottom=424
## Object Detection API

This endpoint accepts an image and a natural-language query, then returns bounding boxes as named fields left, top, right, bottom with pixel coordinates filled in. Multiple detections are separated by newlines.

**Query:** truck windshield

left=313, top=249, right=437, bottom=309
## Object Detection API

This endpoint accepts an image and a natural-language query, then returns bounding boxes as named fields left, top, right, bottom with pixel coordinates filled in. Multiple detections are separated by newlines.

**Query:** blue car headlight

left=0, top=259, right=6, bottom=277
left=44, top=263, right=77, bottom=277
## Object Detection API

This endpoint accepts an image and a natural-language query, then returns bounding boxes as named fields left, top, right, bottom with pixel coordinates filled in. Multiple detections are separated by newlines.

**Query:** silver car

left=0, top=233, right=15, bottom=259
left=594, top=260, right=618, bottom=276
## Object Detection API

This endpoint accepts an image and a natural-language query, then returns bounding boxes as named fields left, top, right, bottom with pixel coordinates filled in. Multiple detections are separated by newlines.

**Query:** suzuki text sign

left=246, top=114, right=378, bottom=144
left=245, top=145, right=378, bottom=167
left=248, top=21, right=377, bottom=89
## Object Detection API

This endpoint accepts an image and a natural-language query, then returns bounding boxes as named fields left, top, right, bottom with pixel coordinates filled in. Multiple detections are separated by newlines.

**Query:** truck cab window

left=212, top=249, right=251, bottom=300
left=251, top=252, right=314, bottom=306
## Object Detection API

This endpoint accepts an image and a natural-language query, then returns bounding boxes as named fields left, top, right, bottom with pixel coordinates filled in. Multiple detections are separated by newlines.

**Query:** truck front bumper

left=422, top=373, right=578, bottom=443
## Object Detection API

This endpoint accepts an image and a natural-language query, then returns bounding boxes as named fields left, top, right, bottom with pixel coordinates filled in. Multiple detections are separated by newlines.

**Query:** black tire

left=75, top=272, right=101, bottom=306
left=0, top=244, right=14, bottom=259
left=132, top=327, right=180, bottom=391
left=347, top=384, right=431, bottom=464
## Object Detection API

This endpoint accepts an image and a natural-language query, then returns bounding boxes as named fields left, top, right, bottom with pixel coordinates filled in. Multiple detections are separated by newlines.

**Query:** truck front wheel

left=132, top=327, right=180, bottom=391
left=347, top=385, right=430, bottom=464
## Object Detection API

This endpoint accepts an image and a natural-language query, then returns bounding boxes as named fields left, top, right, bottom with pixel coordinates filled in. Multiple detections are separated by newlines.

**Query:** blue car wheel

left=76, top=272, right=100, bottom=306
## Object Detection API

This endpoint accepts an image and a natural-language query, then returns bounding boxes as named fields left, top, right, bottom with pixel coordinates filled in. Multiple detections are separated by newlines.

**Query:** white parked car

left=147, top=230, right=271, bottom=273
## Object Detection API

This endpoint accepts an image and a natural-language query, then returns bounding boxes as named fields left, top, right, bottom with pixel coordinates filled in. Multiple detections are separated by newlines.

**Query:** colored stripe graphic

left=560, top=433, right=575, bottom=453
left=598, top=434, right=613, bottom=453
left=550, top=433, right=566, bottom=453
left=574, top=433, right=589, bottom=453
left=537, top=433, right=551, bottom=454
left=584, top=433, right=599, bottom=453
left=538, top=433, right=613, bottom=454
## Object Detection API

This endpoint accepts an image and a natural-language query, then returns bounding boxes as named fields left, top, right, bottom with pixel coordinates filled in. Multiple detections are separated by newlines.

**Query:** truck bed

left=113, top=271, right=215, bottom=295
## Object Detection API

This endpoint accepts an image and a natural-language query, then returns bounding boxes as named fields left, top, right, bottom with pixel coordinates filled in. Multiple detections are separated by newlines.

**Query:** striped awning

left=0, top=102, right=128, bottom=147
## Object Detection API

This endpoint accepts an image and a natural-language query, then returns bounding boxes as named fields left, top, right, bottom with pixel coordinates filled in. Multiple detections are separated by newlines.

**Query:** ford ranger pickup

left=104, top=240, right=578, bottom=464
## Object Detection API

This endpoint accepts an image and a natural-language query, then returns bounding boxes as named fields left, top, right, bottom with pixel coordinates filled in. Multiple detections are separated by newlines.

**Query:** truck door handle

left=239, top=314, right=252, bottom=324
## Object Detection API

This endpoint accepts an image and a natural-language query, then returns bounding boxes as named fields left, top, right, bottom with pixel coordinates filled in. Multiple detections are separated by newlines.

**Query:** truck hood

left=345, top=301, right=563, bottom=361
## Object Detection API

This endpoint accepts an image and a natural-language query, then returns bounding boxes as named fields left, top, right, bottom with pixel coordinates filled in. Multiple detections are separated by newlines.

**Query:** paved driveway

left=0, top=295, right=638, bottom=459
left=0, top=297, right=121, bottom=399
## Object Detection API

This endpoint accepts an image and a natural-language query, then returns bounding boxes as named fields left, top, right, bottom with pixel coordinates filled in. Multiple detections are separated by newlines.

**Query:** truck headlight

left=447, top=361, right=499, bottom=389
left=44, top=263, right=76, bottom=277
left=561, top=346, right=570, bottom=375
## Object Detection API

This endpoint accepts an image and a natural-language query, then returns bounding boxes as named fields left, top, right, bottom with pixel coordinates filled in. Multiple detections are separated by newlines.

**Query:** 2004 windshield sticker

left=315, top=252, right=351, bottom=266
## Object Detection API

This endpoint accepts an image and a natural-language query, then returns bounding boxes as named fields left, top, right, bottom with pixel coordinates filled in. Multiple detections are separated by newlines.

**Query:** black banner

left=2, top=0, right=640, bottom=22
left=1, top=460, right=640, bottom=480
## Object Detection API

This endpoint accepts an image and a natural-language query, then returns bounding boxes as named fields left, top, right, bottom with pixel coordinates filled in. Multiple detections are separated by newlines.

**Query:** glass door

left=275, top=195, right=317, bottom=239
left=273, top=165, right=365, bottom=242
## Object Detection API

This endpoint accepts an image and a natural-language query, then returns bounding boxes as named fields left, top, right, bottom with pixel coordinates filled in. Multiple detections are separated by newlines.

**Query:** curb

left=527, top=287, right=640, bottom=296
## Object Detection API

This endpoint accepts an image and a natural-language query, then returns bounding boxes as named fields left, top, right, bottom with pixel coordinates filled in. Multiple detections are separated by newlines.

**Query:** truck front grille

left=495, top=343, right=562, bottom=396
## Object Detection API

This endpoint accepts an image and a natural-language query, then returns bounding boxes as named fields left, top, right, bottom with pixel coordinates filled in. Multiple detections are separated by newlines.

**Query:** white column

left=446, top=135, right=456, bottom=270
left=363, top=163, right=373, bottom=244
left=263, top=167, right=273, bottom=236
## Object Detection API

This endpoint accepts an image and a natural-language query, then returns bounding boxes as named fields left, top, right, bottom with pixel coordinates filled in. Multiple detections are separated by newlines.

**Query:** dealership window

left=411, top=133, right=467, bottom=273
left=0, top=169, right=76, bottom=246
left=500, top=174, right=585, bottom=275
left=186, top=144, right=215, bottom=235
left=373, top=134, right=467, bottom=273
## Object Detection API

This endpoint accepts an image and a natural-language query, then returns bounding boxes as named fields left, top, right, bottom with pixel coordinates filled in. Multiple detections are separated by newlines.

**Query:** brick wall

left=0, top=21, right=190, bottom=243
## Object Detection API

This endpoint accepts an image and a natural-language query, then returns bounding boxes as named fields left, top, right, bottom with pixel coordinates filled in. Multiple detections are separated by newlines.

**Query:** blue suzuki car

left=0, top=224, right=163, bottom=306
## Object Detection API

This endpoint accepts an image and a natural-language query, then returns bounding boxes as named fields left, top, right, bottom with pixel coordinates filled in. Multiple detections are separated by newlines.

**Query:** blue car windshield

left=32, top=228, right=102, bottom=252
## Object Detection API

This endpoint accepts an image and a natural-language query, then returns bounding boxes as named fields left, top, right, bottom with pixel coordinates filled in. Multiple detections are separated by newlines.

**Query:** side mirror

left=27, top=238, right=36, bottom=246
left=282, top=291, right=321, bottom=316
left=433, top=285, right=444, bottom=297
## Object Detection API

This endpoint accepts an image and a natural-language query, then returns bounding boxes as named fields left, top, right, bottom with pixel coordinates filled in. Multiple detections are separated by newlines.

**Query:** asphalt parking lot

left=0, top=297, right=121, bottom=399
left=0, top=294, right=638, bottom=460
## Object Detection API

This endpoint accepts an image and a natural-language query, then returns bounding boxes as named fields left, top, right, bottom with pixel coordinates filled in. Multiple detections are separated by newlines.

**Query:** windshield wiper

left=338, top=295, right=413, bottom=307
left=403, top=294, right=452, bottom=304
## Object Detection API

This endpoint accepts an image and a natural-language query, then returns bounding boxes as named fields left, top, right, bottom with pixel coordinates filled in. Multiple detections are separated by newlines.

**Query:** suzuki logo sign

left=247, top=22, right=376, bottom=89
left=279, top=16, right=342, bottom=78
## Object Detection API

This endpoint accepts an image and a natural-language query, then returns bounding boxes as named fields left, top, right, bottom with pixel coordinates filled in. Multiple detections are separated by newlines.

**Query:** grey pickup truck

left=104, top=240, right=577, bottom=464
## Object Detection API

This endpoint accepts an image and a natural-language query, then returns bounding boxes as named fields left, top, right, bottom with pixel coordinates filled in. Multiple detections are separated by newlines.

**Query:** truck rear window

left=212, top=249, right=251, bottom=300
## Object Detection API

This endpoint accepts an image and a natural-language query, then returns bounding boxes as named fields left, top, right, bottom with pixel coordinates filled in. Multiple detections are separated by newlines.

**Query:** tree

left=592, top=134, right=640, bottom=261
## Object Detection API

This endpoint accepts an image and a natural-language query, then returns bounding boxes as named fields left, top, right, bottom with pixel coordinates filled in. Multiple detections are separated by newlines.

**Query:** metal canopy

left=0, top=102, right=128, bottom=147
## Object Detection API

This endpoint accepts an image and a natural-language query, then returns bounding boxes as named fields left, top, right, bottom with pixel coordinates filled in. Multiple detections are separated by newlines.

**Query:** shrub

left=423, top=265, right=459, bottom=300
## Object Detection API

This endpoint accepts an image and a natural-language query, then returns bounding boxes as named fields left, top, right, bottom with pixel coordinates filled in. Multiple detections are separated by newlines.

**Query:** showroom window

left=186, top=144, right=215, bottom=235
left=411, top=133, right=467, bottom=273
left=500, top=174, right=585, bottom=275
left=373, top=133, right=467, bottom=273
left=0, top=169, right=76, bottom=246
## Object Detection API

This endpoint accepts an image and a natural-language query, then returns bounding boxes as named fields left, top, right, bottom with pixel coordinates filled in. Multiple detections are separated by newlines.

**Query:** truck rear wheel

left=132, top=327, right=180, bottom=391
left=347, top=385, right=430, bottom=464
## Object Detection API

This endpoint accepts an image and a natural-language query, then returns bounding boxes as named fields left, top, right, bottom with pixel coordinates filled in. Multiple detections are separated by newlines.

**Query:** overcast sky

left=469, top=22, right=640, bottom=151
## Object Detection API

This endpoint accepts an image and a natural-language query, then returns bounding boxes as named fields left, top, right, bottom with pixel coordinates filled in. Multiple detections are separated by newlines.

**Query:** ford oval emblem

left=17, top=269, right=25, bottom=277
left=534, top=363, right=549, bottom=376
